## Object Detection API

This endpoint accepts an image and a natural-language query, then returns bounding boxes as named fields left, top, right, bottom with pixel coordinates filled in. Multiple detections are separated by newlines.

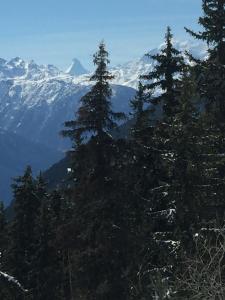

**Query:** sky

left=0, top=0, right=202, bottom=70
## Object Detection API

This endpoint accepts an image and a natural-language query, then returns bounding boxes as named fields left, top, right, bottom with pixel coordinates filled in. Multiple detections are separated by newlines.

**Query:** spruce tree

left=169, top=71, right=204, bottom=246
left=142, top=26, right=185, bottom=120
left=7, top=166, right=40, bottom=296
left=130, top=81, right=151, bottom=143
left=185, top=0, right=225, bottom=64
left=63, top=42, right=130, bottom=300
left=31, top=175, right=59, bottom=300
left=185, top=0, right=225, bottom=120
left=135, top=28, right=186, bottom=298
left=185, top=0, right=225, bottom=227
left=127, top=85, right=163, bottom=299
left=63, top=41, right=125, bottom=143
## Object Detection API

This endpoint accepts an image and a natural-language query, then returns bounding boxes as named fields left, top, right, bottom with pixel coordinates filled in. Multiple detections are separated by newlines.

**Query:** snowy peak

left=0, top=57, right=61, bottom=80
left=66, top=58, right=88, bottom=76
left=110, top=40, right=208, bottom=89
left=24, top=60, right=60, bottom=80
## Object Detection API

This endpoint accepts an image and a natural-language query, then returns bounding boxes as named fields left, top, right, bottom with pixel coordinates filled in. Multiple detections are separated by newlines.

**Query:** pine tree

left=185, top=0, right=225, bottom=120
left=142, top=26, right=185, bottom=120
left=125, top=68, right=168, bottom=299
left=133, top=29, right=186, bottom=298
left=48, top=189, right=74, bottom=300
left=185, top=0, right=225, bottom=227
left=31, top=175, right=57, bottom=300
left=63, top=41, right=125, bottom=143
left=7, top=166, right=40, bottom=296
left=169, top=71, right=204, bottom=246
left=185, top=0, right=225, bottom=64
left=63, top=42, right=130, bottom=300
left=130, top=81, right=151, bottom=143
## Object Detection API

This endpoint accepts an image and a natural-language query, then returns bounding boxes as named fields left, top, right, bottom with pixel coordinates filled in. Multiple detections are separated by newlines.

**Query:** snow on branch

left=0, top=271, right=28, bottom=293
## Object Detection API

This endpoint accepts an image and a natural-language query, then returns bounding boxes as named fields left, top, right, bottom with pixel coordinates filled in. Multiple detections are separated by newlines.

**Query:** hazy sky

left=0, top=0, right=202, bottom=70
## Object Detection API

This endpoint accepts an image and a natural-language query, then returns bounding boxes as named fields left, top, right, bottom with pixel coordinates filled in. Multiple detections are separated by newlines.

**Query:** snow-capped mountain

left=110, top=40, right=208, bottom=89
left=66, top=58, right=89, bottom=76
left=0, top=40, right=208, bottom=205
left=0, top=40, right=207, bottom=151
left=0, top=62, right=135, bottom=151
left=0, top=58, right=135, bottom=204
left=71, top=40, right=208, bottom=89
left=0, top=57, right=61, bottom=81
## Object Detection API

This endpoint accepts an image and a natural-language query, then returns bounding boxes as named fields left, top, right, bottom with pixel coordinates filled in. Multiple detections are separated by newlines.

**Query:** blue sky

left=0, top=0, right=202, bottom=70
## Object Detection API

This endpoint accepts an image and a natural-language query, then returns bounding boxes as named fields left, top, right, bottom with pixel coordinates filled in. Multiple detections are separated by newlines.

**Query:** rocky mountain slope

left=0, top=40, right=207, bottom=205
left=0, top=73, right=135, bottom=150
left=73, top=40, right=208, bottom=89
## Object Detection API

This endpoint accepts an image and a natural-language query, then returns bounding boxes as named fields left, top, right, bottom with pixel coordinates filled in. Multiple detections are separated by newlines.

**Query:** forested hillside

left=0, top=1, right=225, bottom=299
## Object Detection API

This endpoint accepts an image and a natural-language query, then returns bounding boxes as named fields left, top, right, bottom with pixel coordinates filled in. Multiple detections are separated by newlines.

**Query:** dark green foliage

left=185, top=0, right=225, bottom=64
left=186, top=0, right=225, bottom=120
left=62, top=42, right=130, bottom=300
left=7, top=166, right=40, bottom=292
left=142, top=27, right=185, bottom=120
left=130, top=81, right=152, bottom=143
left=32, top=175, right=63, bottom=300
left=3, top=2, right=225, bottom=299
left=185, top=0, right=225, bottom=229
left=168, top=71, right=204, bottom=246
left=62, top=41, right=125, bottom=144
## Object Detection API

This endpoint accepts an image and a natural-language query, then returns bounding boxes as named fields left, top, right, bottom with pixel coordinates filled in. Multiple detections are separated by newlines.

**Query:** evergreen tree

left=7, top=166, right=40, bottom=297
left=133, top=28, right=186, bottom=298
left=169, top=71, right=204, bottom=245
left=185, top=0, right=225, bottom=64
left=185, top=0, right=225, bottom=120
left=32, top=175, right=60, bottom=300
left=63, top=41, right=125, bottom=143
left=130, top=81, right=151, bottom=143
left=49, top=189, right=75, bottom=300
left=126, top=67, right=171, bottom=299
left=141, top=26, right=185, bottom=120
left=63, top=42, right=130, bottom=300
left=185, top=0, right=225, bottom=227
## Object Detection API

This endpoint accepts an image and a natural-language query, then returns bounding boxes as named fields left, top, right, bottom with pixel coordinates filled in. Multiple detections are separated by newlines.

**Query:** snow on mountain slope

left=0, top=57, right=61, bottom=81
left=0, top=72, right=135, bottom=151
left=0, top=40, right=207, bottom=151
left=70, top=41, right=208, bottom=89
left=110, top=41, right=208, bottom=89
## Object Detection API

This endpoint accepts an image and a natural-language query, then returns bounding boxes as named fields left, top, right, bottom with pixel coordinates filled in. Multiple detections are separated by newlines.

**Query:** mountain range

left=0, top=40, right=207, bottom=205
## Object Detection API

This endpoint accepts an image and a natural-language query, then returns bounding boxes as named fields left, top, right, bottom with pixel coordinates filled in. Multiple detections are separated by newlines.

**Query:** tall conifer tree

left=185, top=0, right=225, bottom=226
left=7, top=167, right=40, bottom=296
left=142, top=26, right=185, bottom=120
left=63, top=42, right=130, bottom=300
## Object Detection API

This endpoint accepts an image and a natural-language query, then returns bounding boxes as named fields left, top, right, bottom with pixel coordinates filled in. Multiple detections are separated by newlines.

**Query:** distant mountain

left=66, top=58, right=89, bottom=76
left=0, top=40, right=207, bottom=152
left=0, top=57, right=61, bottom=80
left=0, top=56, right=135, bottom=206
left=0, top=129, right=62, bottom=205
left=0, top=74, right=135, bottom=150
left=73, top=40, right=208, bottom=89
left=110, top=40, right=208, bottom=89
left=0, top=40, right=208, bottom=207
